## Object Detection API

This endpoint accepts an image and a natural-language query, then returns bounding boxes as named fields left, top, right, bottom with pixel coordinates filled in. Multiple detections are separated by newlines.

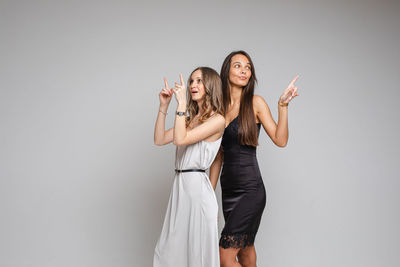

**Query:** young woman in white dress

left=153, top=67, right=225, bottom=267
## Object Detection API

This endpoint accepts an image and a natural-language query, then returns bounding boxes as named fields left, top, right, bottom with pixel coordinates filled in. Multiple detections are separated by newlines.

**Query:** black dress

left=219, top=117, right=267, bottom=249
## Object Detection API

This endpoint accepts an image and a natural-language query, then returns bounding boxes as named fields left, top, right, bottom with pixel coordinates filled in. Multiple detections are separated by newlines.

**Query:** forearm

left=173, top=102, right=187, bottom=145
left=154, top=104, right=169, bottom=145
left=275, top=104, right=289, bottom=147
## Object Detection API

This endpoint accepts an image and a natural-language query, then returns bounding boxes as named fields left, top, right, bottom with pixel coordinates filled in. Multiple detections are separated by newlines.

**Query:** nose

left=190, top=81, right=197, bottom=89
left=240, top=68, right=246, bottom=74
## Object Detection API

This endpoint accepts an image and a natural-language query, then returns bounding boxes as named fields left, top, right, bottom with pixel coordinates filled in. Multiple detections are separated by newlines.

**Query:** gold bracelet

left=278, top=101, right=288, bottom=107
left=159, top=109, right=167, bottom=115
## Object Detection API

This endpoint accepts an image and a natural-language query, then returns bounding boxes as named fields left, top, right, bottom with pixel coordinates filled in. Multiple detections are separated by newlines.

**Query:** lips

left=239, top=76, right=247, bottom=80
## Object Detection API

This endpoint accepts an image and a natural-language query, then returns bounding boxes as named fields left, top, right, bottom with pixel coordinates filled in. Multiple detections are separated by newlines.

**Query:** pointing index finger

left=289, top=75, right=299, bottom=87
left=164, top=77, right=169, bottom=89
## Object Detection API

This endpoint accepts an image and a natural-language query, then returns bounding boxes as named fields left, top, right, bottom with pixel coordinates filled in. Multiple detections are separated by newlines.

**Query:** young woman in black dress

left=209, top=50, right=299, bottom=267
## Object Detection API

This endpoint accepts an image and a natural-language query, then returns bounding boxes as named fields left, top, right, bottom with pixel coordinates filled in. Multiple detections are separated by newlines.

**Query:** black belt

left=175, top=169, right=206, bottom=173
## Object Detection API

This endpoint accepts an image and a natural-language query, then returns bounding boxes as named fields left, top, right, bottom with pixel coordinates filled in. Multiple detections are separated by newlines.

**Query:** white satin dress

left=153, top=138, right=221, bottom=267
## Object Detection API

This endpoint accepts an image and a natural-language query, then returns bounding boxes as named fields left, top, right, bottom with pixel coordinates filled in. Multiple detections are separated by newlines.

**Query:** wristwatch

left=176, top=111, right=186, bottom=116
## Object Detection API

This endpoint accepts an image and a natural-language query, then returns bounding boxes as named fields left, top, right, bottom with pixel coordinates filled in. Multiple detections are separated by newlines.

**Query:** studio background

left=1, top=0, right=399, bottom=266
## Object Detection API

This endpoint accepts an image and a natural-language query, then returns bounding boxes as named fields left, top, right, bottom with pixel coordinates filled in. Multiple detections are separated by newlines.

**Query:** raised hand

left=279, top=76, right=299, bottom=104
left=159, top=77, right=173, bottom=106
left=173, top=74, right=187, bottom=105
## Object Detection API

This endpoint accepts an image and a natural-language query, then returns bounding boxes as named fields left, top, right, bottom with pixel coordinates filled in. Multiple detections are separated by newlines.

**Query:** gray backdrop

left=1, top=0, right=399, bottom=266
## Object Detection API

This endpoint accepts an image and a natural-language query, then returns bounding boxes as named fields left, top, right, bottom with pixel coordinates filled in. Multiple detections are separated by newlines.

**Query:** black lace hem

left=219, top=232, right=256, bottom=249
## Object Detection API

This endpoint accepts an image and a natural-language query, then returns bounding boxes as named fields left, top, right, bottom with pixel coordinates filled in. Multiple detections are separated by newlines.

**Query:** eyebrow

left=232, top=61, right=251, bottom=65
left=191, top=76, right=202, bottom=79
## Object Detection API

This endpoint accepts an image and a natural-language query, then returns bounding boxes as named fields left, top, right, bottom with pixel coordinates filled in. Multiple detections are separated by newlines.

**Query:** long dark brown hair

left=220, top=50, right=258, bottom=146
left=186, top=67, right=224, bottom=127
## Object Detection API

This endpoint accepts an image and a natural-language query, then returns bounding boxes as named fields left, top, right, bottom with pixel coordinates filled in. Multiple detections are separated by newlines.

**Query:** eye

left=197, top=79, right=202, bottom=83
left=246, top=66, right=251, bottom=70
left=189, top=80, right=193, bottom=85
left=234, top=64, right=240, bottom=68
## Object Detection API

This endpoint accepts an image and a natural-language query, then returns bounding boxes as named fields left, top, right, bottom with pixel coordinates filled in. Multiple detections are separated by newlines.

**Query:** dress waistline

left=175, top=169, right=206, bottom=173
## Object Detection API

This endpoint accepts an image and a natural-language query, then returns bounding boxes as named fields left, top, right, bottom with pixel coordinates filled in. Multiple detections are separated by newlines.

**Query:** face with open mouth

left=189, top=69, right=206, bottom=102
left=229, top=54, right=252, bottom=88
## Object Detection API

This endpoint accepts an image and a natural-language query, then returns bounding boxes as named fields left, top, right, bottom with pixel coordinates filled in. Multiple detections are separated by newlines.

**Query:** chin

left=192, top=96, right=204, bottom=102
left=236, top=82, right=248, bottom=88
left=232, top=80, right=249, bottom=88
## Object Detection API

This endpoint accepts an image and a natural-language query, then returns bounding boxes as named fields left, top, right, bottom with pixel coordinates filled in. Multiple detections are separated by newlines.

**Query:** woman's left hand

left=173, top=74, right=187, bottom=105
left=279, top=75, right=299, bottom=104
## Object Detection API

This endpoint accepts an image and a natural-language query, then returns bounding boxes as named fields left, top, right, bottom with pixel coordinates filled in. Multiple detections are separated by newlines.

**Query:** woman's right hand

left=279, top=76, right=299, bottom=104
left=159, top=77, right=173, bottom=106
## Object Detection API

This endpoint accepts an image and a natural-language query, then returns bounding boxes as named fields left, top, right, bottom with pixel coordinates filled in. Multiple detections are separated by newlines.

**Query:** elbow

left=154, top=134, right=160, bottom=146
left=173, top=134, right=188, bottom=146
left=274, top=134, right=288, bottom=148
left=275, top=138, right=288, bottom=148
left=173, top=139, right=184, bottom=146
left=276, top=142, right=287, bottom=148
left=154, top=138, right=164, bottom=146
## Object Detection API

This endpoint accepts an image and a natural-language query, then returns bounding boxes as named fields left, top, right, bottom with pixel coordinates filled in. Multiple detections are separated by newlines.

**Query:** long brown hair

left=186, top=67, right=224, bottom=127
left=220, top=50, right=258, bottom=146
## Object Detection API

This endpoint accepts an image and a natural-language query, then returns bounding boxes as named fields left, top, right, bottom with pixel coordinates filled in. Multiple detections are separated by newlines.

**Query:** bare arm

left=154, top=78, right=174, bottom=146
left=254, top=95, right=288, bottom=147
left=174, top=112, right=225, bottom=146
left=154, top=110, right=173, bottom=146
left=209, top=147, right=223, bottom=190
left=172, top=74, right=225, bottom=146
left=255, top=76, right=299, bottom=147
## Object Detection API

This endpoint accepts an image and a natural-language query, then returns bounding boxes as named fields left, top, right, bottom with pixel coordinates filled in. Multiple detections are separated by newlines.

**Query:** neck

left=229, top=84, right=242, bottom=106
left=196, top=99, right=205, bottom=115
